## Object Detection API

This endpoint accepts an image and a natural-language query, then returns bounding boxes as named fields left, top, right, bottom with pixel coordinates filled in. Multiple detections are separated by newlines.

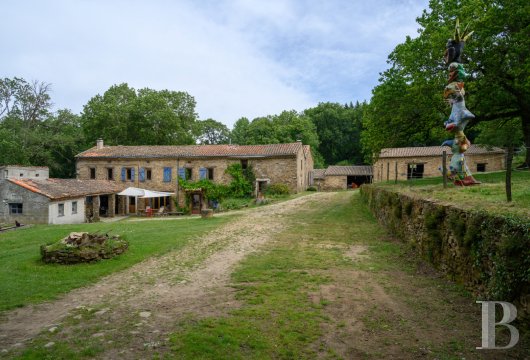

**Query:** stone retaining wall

left=360, top=185, right=530, bottom=326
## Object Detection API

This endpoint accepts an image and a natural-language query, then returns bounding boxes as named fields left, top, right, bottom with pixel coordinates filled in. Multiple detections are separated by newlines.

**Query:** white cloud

left=1, top=0, right=429, bottom=127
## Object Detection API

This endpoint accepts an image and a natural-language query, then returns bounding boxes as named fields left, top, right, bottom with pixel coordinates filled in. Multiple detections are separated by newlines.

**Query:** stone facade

left=76, top=143, right=313, bottom=212
left=315, top=175, right=347, bottom=191
left=0, top=180, right=49, bottom=224
left=374, top=152, right=505, bottom=182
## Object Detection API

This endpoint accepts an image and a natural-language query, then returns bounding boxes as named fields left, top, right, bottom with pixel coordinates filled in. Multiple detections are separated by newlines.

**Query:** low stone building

left=373, top=145, right=506, bottom=182
left=312, top=166, right=373, bottom=191
left=75, top=140, right=314, bottom=214
left=0, top=177, right=122, bottom=224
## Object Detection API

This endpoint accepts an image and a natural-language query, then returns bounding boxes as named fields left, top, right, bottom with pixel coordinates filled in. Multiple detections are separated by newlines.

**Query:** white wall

left=48, top=198, right=86, bottom=224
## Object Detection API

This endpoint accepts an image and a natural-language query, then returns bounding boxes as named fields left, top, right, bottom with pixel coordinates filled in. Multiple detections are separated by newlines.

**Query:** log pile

left=41, top=232, right=128, bottom=264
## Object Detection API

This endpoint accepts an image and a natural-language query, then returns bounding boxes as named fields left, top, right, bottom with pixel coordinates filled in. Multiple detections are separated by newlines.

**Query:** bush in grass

left=220, top=198, right=251, bottom=210
left=307, top=186, right=317, bottom=191
left=266, top=183, right=290, bottom=196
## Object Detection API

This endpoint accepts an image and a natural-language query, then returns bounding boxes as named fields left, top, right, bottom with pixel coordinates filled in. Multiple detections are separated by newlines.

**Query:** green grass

left=375, top=170, right=530, bottom=218
left=169, top=193, right=387, bottom=359
left=0, top=216, right=232, bottom=312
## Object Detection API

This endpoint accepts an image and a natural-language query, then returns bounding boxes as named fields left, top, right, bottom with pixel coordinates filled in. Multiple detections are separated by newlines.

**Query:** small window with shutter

left=178, top=168, right=186, bottom=180
left=163, top=167, right=172, bottom=182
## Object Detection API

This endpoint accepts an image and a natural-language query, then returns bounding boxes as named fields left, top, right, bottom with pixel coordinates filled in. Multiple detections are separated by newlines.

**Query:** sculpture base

left=454, top=176, right=481, bottom=187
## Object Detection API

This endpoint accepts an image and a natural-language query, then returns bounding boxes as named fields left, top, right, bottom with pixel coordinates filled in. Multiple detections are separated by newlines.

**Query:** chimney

left=96, top=139, right=104, bottom=149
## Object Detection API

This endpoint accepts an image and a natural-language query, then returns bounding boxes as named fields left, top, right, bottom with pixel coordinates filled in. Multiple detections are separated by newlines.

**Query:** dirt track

left=0, top=192, right=335, bottom=357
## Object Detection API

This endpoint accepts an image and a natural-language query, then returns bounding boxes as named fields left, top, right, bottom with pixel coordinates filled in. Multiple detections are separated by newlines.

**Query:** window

left=90, top=167, right=96, bottom=179
left=72, top=201, right=78, bottom=214
left=146, top=169, right=152, bottom=180
left=163, top=167, right=172, bottom=182
left=126, top=168, right=133, bottom=181
left=477, top=163, right=486, bottom=172
left=9, top=203, right=23, bottom=214
left=207, top=168, right=214, bottom=180
left=58, top=203, right=65, bottom=217
left=107, top=168, right=114, bottom=180
left=35, top=173, right=39, bottom=177
left=241, top=160, right=248, bottom=170
left=86, top=196, right=93, bottom=204
left=4, top=170, right=8, bottom=178
left=185, top=168, right=193, bottom=180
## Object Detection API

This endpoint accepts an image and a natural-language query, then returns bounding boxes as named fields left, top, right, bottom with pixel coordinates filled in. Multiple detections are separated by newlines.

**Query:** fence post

left=506, top=146, right=513, bottom=202
left=442, top=151, right=447, bottom=189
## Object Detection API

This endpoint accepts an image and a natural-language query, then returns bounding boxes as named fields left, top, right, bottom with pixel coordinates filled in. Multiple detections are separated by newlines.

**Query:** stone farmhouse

left=75, top=140, right=314, bottom=215
left=373, top=145, right=506, bottom=182
left=0, top=165, right=121, bottom=224
left=312, top=166, right=373, bottom=191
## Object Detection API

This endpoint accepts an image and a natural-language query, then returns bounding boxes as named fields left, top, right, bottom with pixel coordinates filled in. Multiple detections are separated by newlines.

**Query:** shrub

left=307, top=186, right=317, bottom=191
left=266, top=183, right=290, bottom=196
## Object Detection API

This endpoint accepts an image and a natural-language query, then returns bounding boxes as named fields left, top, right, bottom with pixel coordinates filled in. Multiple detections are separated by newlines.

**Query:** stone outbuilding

left=373, top=145, right=506, bottom=182
left=0, top=178, right=122, bottom=225
left=312, top=166, right=373, bottom=191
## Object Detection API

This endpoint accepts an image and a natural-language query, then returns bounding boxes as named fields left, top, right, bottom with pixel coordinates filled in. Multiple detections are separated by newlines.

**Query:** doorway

left=129, top=196, right=136, bottom=213
left=191, top=192, right=202, bottom=214
left=99, top=195, right=109, bottom=217
left=407, top=164, right=425, bottom=180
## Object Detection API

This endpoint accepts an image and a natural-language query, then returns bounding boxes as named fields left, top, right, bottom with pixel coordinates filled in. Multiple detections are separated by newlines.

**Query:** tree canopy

left=305, top=102, right=365, bottom=166
left=230, top=110, right=324, bottom=167
left=81, top=83, right=198, bottom=146
left=362, top=0, right=530, bottom=166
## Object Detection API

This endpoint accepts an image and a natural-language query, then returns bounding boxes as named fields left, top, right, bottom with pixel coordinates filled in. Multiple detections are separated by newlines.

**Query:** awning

left=117, top=187, right=174, bottom=198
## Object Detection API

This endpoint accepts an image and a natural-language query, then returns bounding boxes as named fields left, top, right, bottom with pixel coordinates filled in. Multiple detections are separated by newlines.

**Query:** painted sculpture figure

left=440, top=20, right=480, bottom=186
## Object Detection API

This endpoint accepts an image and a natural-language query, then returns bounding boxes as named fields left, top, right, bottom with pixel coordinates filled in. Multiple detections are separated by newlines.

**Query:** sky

left=2, top=0, right=429, bottom=128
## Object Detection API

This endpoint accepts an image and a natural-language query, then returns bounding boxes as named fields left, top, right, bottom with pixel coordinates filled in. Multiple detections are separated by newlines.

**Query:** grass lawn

left=374, top=170, right=530, bottom=218
left=169, top=192, right=529, bottom=359
left=0, top=215, right=233, bottom=313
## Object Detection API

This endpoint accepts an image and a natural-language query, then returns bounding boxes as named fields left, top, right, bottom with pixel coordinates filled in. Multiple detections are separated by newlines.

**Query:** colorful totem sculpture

left=440, top=20, right=480, bottom=186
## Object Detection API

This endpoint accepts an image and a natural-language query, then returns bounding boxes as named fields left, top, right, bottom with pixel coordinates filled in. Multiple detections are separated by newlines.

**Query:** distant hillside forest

left=1, top=0, right=528, bottom=178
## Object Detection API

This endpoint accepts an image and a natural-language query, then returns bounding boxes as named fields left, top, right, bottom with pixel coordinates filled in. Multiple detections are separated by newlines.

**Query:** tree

left=305, top=102, right=366, bottom=165
left=81, top=84, right=198, bottom=145
left=362, top=0, right=530, bottom=167
left=196, top=118, right=230, bottom=144
left=0, top=77, right=52, bottom=127
left=231, top=117, right=250, bottom=145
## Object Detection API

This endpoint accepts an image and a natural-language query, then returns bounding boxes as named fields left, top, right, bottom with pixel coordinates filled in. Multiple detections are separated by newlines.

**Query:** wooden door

left=191, top=193, right=202, bottom=214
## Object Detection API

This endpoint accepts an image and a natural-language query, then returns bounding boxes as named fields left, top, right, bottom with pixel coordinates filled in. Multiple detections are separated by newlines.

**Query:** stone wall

left=360, top=185, right=530, bottom=325
left=319, top=175, right=347, bottom=191
left=373, top=153, right=505, bottom=182
left=0, top=180, right=49, bottom=224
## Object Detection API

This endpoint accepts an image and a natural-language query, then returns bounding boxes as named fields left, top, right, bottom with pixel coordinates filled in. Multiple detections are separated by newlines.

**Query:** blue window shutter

left=164, top=167, right=172, bottom=182
left=121, top=168, right=126, bottom=182
left=139, top=168, right=145, bottom=182
left=199, top=168, right=207, bottom=180
left=178, top=167, right=186, bottom=180
left=131, top=168, right=135, bottom=182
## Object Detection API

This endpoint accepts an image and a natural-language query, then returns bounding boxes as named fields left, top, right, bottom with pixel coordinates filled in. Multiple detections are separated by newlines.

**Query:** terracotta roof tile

left=378, top=145, right=505, bottom=158
left=8, top=179, right=123, bottom=200
left=76, top=143, right=304, bottom=159
left=324, top=166, right=373, bottom=176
